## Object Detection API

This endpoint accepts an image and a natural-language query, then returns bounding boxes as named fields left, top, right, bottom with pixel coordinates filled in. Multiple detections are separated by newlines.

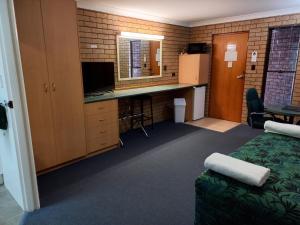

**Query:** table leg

left=289, top=116, right=295, bottom=124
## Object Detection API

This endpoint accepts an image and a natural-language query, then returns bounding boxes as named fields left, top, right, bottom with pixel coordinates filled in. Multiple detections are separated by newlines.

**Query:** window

left=263, top=26, right=300, bottom=106
left=130, top=40, right=142, bottom=77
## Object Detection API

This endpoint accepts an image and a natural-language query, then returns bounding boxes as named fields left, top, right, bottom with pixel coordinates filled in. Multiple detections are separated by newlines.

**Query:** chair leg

left=140, top=99, right=144, bottom=127
left=139, top=121, right=149, bottom=137
left=119, top=138, right=124, bottom=147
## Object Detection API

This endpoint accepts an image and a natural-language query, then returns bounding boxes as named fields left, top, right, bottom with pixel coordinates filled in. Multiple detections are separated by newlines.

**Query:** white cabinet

left=192, top=86, right=206, bottom=120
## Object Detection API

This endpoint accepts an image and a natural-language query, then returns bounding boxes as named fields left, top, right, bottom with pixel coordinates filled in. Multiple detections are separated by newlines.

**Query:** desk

left=84, top=83, right=202, bottom=103
left=83, top=83, right=206, bottom=153
left=264, top=105, right=300, bottom=124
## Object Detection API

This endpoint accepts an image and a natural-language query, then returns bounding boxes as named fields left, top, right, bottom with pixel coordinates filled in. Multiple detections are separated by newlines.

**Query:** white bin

left=174, top=98, right=186, bottom=123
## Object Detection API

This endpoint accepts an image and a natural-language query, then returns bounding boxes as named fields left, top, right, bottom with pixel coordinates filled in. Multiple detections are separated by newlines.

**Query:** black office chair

left=246, top=88, right=275, bottom=129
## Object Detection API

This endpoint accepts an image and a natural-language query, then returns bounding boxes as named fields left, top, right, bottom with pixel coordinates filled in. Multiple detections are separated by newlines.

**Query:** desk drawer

left=85, top=100, right=118, bottom=116
left=86, top=130, right=118, bottom=153
left=85, top=113, right=118, bottom=129
left=84, top=100, right=119, bottom=153
left=86, top=122, right=118, bottom=140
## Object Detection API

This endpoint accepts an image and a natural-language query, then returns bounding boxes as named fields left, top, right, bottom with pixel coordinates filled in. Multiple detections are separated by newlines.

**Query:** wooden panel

left=13, top=0, right=57, bottom=171
left=41, top=0, right=86, bottom=163
left=179, top=54, right=200, bottom=84
left=84, top=100, right=119, bottom=153
left=176, top=88, right=194, bottom=121
left=209, top=32, right=248, bottom=122
left=198, top=54, right=209, bottom=84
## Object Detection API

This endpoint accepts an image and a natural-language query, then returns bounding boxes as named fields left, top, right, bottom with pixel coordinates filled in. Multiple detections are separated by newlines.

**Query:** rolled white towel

left=204, top=153, right=270, bottom=187
left=264, top=121, right=300, bottom=139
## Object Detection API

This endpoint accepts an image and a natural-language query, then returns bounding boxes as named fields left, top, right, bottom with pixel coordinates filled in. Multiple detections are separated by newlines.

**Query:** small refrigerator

left=192, top=86, right=206, bottom=120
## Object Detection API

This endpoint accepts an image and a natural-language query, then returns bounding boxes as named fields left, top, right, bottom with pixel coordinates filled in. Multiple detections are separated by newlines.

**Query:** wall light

left=120, top=32, right=164, bottom=40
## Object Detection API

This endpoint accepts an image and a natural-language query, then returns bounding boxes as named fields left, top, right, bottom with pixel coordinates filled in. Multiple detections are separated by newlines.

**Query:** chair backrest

left=246, top=88, right=264, bottom=115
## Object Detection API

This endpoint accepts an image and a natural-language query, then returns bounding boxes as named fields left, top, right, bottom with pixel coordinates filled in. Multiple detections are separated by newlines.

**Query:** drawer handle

left=99, top=131, right=106, bottom=134
left=43, top=83, right=49, bottom=93
left=98, top=107, right=104, bottom=110
left=98, top=119, right=104, bottom=122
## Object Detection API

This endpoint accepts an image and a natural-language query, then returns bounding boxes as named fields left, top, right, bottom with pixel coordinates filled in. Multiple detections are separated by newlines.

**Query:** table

left=84, top=83, right=206, bottom=103
left=264, top=105, right=300, bottom=124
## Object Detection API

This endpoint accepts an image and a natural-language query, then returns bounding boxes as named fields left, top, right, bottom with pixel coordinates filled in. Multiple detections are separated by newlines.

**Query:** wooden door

left=41, top=0, right=86, bottom=163
left=150, top=41, right=160, bottom=75
left=14, top=0, right=57, bottom=171
left=209, top=32, right=248, bottom=122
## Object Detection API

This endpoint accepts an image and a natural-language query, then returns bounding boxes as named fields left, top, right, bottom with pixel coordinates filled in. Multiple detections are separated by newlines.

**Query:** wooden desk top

left=84, top=83, right=206, bottom=104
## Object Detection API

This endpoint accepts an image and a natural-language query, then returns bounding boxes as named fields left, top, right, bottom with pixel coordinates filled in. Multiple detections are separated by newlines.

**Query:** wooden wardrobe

left=14, top=0, right=86, bottom=171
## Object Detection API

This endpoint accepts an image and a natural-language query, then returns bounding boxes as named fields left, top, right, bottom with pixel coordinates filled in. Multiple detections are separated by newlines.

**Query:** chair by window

left=246, top=88, right=275, bottom=129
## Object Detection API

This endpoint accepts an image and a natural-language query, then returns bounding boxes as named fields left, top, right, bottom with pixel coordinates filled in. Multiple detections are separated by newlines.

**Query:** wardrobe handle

left=43, top=83, right=49, bottom=93
left=51, top=82, right=56, bottom=92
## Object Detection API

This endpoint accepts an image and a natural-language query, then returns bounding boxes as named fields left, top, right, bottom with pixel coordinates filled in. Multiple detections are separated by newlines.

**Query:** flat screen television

left=82, top=62, right=115, bottom=95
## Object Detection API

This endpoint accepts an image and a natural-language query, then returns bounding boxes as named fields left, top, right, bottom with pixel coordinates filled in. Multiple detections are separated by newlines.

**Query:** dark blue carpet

left=21, top=122, right=262, bottom=225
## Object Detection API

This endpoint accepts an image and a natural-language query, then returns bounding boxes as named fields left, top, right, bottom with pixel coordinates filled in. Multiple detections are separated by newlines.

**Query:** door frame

left=209, top=31, right=248, bottom=122
left=0, top=0, right=40, bottom=211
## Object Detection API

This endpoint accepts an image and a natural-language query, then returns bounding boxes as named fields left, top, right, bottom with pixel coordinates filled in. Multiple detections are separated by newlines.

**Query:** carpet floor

left=21, top=122, right=262, bottom=225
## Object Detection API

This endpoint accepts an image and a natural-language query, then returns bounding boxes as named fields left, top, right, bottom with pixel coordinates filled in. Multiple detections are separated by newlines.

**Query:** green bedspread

left=195, top=133, right=300, bottom=225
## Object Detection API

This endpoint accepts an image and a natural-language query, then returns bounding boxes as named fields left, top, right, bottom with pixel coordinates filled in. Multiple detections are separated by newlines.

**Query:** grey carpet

left=21, top=122, right=262, bottom=225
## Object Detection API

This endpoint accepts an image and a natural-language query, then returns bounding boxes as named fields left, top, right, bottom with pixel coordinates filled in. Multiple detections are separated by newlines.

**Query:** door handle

left=236, top=72, right=245, bottom=79
left=51, top=82, right=56, bottom=92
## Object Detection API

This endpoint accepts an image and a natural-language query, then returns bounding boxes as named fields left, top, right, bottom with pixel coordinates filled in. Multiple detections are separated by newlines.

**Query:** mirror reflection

left=117, top=37, right=162, bottom=80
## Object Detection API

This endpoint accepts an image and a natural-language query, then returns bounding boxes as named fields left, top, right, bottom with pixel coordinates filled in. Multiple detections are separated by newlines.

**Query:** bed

left=195, top=132, right=300, bottom=225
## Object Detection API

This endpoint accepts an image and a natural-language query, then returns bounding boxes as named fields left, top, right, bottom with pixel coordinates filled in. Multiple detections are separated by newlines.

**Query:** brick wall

left=77, top=7, right=300, bottom=124
left=77, top=8, right=190, bottom=131
left=190, top=14, right=300, bottom=123
left=77, top=8, right=190, bottom=89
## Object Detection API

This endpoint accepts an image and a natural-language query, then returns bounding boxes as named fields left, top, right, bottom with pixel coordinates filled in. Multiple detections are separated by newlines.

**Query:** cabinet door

left=198, top=54, right=209, bottom=84
left=41, top=0, right=86, bottom=163
left=14, top=0, right=57, bottom=171
left=179, top=55, right=200, bottom=85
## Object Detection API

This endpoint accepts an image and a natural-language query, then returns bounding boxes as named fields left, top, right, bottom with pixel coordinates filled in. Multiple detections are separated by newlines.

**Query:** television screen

left=82, top=62, right=115, bottom=95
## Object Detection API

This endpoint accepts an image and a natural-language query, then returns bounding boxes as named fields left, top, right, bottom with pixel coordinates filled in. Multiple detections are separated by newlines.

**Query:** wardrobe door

left=41, top=0, right=86, bottom=163
left=14, top=0, right=57, bottom=171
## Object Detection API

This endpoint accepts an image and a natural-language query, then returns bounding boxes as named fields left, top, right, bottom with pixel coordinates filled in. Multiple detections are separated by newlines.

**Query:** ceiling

left=76, top=0, right=300, bottom=26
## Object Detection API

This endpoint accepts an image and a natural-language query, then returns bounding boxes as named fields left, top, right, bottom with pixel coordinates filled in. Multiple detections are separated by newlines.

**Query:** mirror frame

left=116, top=35, right=163, bottom=81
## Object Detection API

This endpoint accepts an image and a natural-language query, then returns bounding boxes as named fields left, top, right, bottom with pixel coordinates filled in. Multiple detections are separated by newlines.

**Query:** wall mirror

left=117, top=32, right=164, bottom=80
